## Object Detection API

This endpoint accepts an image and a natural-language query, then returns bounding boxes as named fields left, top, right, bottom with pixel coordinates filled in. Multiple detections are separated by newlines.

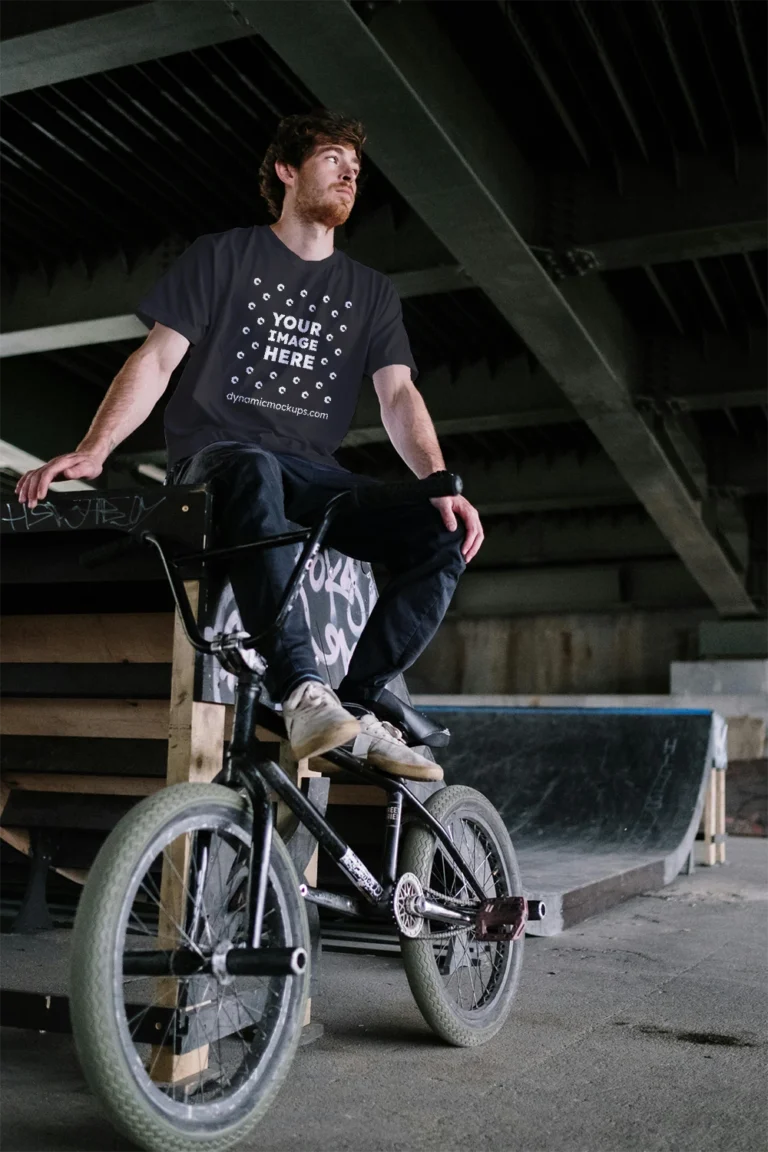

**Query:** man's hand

left=431, top=494, right=484, bottom=562
left=15, top=451, right=105, bottom=508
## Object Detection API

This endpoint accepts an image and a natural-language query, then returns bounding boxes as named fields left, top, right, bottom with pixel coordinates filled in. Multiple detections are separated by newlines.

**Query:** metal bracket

left=13, top=830, right=56, bottom=934
left=535, top=246, right=600, bottom=281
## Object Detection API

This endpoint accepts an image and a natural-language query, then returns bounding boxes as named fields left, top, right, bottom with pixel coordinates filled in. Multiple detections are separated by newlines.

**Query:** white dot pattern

left=233, top=280, right=356, bottom=414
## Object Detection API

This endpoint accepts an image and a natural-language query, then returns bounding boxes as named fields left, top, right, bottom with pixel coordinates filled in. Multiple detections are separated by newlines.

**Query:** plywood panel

left=0, top=699, right=170, bottom=740
left=1, top=614, right=174, bottom=663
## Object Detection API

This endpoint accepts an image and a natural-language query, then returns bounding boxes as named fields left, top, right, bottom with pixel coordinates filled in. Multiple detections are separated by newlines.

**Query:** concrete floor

left=1, top=837, right=766, bottom=1152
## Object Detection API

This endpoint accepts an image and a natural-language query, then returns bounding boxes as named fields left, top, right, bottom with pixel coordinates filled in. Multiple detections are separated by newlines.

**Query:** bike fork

left=246, top=791, right=273, bottom=948
left=227, top=675, right=274, bottom=949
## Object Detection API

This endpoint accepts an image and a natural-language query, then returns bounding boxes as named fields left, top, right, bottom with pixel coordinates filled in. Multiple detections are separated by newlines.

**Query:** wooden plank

left=1, top=614, right=174, bottom=663
left=0, top=663, right=172, bottom=699
left=716, top=768, right=727, bottom=864
left=155, top=581, right=222, bottom=1081
left=0, top=736, right=168, bottom=777
left=2, top=791, right=136, bottom=829
left=328, top=784, right=388, bottom=807
left=700, top=769, right=717, bottom=866
left=150, top=1043, right=211, bottom=1085
left=0, top=699, right=170, bottom=740
left=1, top=773, right=163, bottom=797
left=0, top=823, right=85, bottom=881
left=166, top=583, right=226, bottom=786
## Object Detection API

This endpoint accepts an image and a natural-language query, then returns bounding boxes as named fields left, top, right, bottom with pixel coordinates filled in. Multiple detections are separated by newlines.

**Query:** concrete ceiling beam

left=0, top=1, right=250, bottom=97
left=242, top=0, right=754, bottom=615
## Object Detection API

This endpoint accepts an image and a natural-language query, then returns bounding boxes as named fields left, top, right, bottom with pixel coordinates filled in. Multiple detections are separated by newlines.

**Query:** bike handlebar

left=77, top=471, right=464, bottom=659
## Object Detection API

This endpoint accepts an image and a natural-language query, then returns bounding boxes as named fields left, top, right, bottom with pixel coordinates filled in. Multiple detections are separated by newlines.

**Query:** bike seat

left=342, top=688, right=450, bottom=749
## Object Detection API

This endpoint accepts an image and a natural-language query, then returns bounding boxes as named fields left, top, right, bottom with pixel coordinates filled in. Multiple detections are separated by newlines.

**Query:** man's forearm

left=380, top=385, right=445, bottom=478
left=77, top=349, right=170, bottom=461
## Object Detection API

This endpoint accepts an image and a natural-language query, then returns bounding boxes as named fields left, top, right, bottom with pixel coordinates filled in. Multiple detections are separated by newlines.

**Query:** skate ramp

left=427, top=706, right=727, bottom=935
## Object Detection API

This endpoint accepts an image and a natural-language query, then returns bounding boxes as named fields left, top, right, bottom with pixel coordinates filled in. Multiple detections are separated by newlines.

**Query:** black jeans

left=171, top=442, right=466, bottom=702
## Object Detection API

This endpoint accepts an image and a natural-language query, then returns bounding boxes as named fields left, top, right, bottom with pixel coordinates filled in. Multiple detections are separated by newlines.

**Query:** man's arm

left=15, top=323, right=189, bottom=508
left=372, top=364, right=484, bottom=561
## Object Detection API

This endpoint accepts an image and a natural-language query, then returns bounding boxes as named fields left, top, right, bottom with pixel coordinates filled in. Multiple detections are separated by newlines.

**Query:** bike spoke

left=427, top=815, right=513, bottom=1012
left=111, top=811, right=300, bottom=1118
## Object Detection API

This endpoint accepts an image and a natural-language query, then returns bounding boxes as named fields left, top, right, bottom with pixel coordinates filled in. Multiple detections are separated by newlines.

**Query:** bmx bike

left=69, top=471, right=530, bottom=1152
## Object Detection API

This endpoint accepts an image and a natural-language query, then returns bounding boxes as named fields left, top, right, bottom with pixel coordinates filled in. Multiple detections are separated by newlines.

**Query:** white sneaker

left=283, top=681, right=361, bottom=761
left=351, top=713, right=444, bottom=782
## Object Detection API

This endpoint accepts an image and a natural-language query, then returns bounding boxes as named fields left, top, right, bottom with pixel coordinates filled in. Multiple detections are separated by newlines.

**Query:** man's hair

left=259, top=110, right=366, bottom=219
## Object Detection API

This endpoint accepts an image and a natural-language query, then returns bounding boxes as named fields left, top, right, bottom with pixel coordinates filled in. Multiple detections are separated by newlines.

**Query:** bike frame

left=141, top=497, right=487, bottom=951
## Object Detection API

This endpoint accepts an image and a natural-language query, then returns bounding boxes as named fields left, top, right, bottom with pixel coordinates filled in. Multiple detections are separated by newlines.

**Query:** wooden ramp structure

left=426, top=704, right=728, bottom=936
left=0, top=486, right=416, bottom=1046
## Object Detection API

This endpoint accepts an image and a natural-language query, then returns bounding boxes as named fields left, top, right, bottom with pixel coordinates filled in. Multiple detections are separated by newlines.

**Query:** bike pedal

left=474, top=896, right=527, bottom=942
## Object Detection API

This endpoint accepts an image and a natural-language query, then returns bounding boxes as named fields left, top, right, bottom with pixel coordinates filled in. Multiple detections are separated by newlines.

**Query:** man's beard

left=295, top=184, right=353, bottom=228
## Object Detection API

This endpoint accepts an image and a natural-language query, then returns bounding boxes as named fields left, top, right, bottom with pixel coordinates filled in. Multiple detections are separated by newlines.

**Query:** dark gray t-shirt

left=136, top=225, right=417, bottom=467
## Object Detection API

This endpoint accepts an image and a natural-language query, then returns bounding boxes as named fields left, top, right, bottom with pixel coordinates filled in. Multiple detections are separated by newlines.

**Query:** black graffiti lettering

left=1, top=493, right=167, bottom=535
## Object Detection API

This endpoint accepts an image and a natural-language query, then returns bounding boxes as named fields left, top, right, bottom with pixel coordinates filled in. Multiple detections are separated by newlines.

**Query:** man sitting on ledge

left=15, top=111, right=483, bottom=781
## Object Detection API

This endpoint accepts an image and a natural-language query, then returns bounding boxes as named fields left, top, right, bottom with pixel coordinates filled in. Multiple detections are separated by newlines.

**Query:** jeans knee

left=208, top=449, right=284, bottom=537
left=408, top=510, right=466, bottom=575
left=440, top=527, right=467, bottom=574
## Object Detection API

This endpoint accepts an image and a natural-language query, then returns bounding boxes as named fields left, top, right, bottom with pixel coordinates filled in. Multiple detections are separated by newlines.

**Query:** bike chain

left=411, top=885, right=481, bottom=942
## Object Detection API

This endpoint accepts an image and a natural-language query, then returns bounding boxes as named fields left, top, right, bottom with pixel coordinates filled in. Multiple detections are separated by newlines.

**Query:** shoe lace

left=293, top=681, right=331, bottom=710
left=364, top=714, right=405, bottom=744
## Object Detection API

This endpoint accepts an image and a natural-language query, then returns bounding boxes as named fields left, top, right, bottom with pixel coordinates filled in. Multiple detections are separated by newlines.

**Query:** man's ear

left=274, top=159, right=296, bottom=190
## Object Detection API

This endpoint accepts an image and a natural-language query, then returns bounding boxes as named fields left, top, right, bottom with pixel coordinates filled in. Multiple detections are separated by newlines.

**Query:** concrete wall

left=408, top=609, right=711, bottom=696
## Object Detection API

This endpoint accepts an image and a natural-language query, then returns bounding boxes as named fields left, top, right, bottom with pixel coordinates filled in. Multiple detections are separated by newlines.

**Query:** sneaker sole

left=291, top=717, right=361, bottom=762
left=367, top=754, right=444, bottom=782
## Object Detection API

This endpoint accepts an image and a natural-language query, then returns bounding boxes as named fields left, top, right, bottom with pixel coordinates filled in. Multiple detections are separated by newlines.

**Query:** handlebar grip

left=353, top=471, right=462, bottom=510
left=79, top=534, right=143, bottom=569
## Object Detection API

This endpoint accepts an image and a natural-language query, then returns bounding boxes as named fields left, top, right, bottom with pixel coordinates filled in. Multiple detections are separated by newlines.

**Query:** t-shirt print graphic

left=226, top=275, right=354, bottom=419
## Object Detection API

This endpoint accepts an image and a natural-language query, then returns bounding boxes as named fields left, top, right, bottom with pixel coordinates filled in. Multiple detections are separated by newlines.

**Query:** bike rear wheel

left=399, top=785, right=524, bottom=1047
left=70, top=783, right=309, bottom=1152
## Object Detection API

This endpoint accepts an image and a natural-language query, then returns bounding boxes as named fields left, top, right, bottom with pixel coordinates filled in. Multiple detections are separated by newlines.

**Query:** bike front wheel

left=399, top=785, right=524, bottom=1047
left=69, top=783, right=309, bottom=1152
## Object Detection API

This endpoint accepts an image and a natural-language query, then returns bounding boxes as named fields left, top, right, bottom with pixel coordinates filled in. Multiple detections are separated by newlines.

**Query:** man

left=16, top=111, right=483, bottom=780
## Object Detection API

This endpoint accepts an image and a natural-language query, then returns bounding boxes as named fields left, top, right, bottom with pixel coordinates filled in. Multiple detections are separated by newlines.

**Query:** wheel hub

left=392, top=872, right=425, bottom=938
left=210, top=940, right=236, bottom=985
